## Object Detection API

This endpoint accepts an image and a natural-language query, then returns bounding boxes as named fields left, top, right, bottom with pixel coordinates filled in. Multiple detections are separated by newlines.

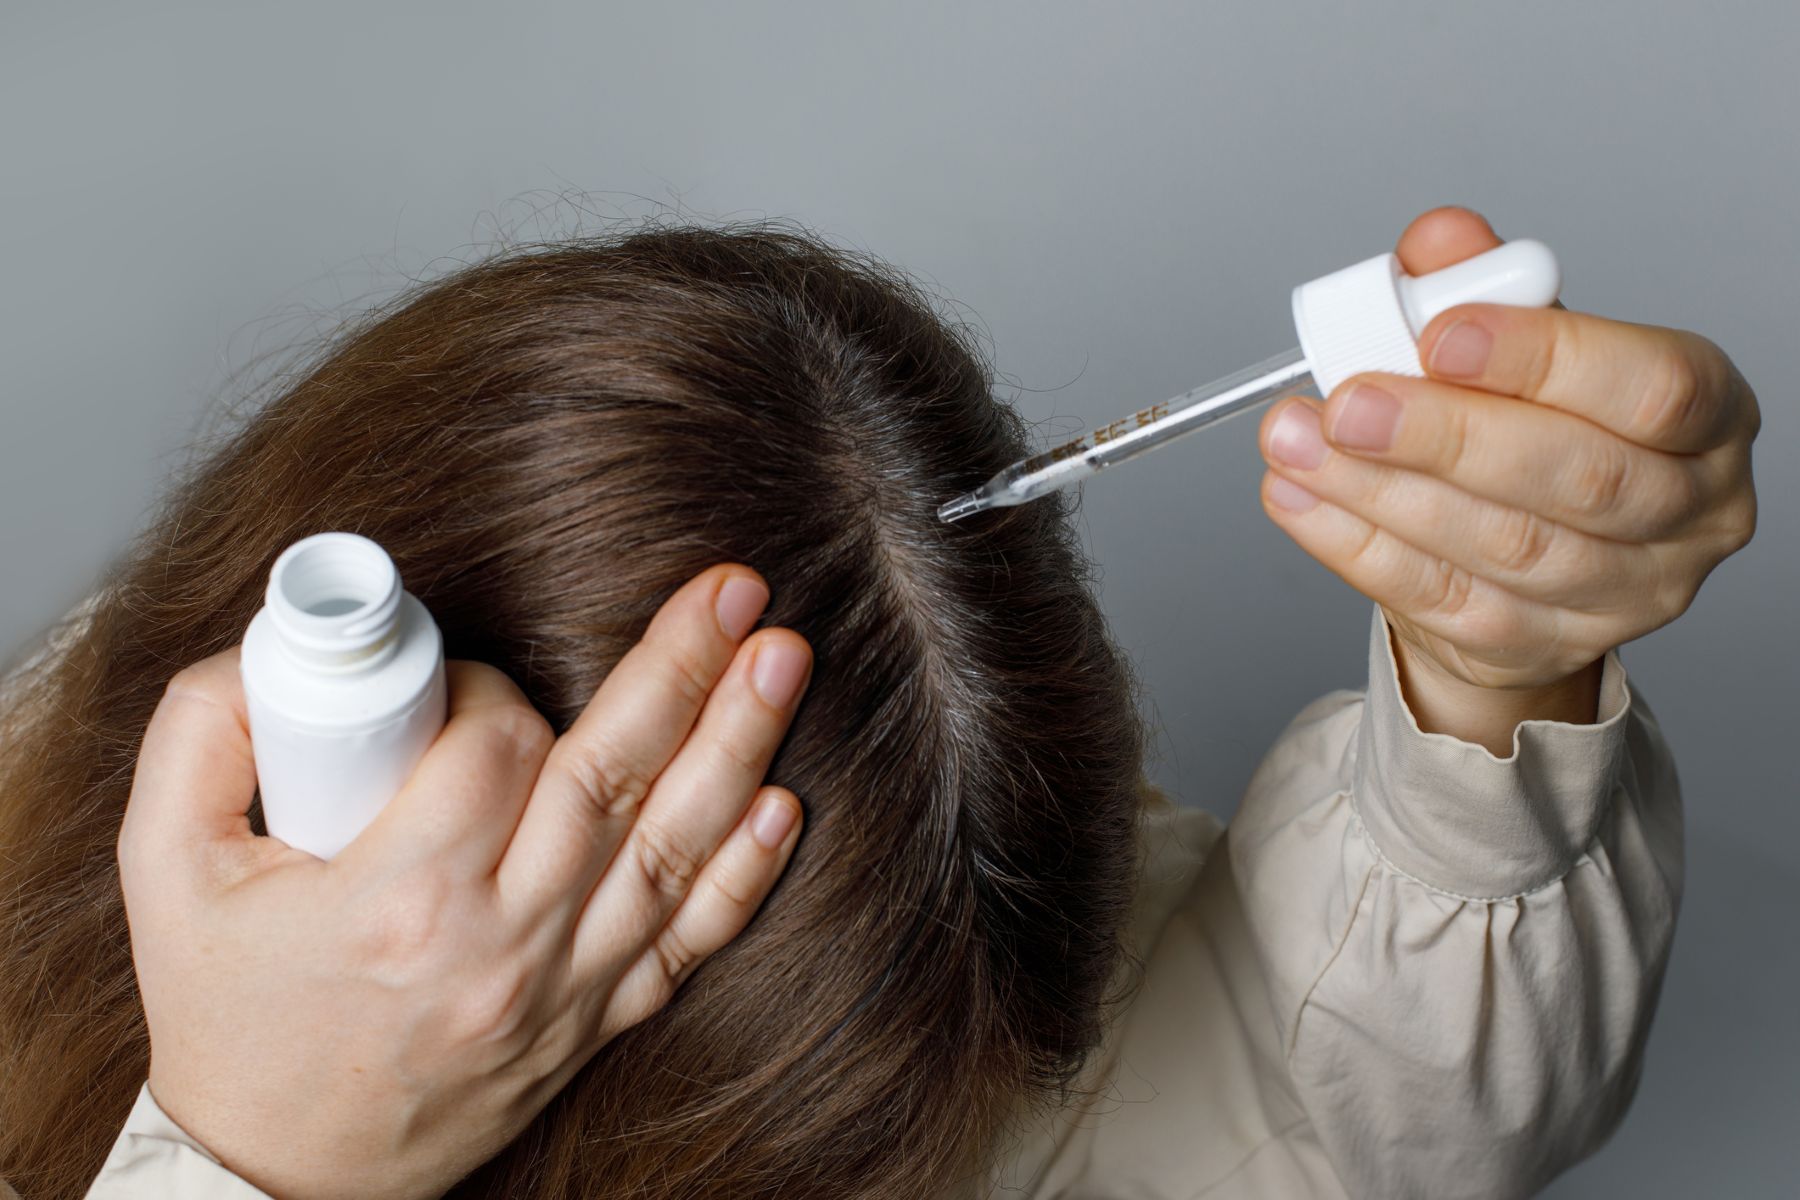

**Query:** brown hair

left=0, top=224, right=1148, bottom=1198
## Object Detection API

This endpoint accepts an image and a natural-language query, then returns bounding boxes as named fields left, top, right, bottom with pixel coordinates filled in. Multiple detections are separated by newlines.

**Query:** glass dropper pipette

left=939, top=238, right=1561, bottom=524
left=938, top=346, right=1314, bottom=522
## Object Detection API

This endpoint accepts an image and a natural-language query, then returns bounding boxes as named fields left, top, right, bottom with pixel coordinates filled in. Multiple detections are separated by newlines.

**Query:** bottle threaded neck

left=266, top=533, right=404, bottom=673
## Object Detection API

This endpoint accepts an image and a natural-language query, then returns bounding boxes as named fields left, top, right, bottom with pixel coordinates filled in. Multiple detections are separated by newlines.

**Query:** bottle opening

left=304, top=596, right=371, bottom=617
left=276, top=538, right=389, bottom=617
left=267, top=533, right=404, bottom=671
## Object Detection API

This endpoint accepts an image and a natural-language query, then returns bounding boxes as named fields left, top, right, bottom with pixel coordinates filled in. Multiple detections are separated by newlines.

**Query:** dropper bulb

left=1399, top=238, right=1561, bottom=334
left=1292, top=238, right=1562, bottom=396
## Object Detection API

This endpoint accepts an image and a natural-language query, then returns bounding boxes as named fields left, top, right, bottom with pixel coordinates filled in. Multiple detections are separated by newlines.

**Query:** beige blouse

left=1, top=599, right=1678, bottom=1199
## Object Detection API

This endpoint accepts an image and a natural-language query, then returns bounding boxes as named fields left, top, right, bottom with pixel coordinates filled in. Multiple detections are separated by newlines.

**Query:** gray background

left=3, top=1, right=1795, bottom=1193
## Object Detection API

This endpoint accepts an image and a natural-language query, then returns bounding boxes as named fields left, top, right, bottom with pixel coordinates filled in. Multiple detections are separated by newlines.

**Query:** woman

left=0, top=207, right=1760, bottom=1198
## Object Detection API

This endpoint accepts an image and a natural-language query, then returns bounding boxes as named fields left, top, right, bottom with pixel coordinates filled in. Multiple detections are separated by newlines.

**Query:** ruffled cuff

left=84, top=1082, right=272, bottom=1199
left=1351, top=601, right=1632, bottom=900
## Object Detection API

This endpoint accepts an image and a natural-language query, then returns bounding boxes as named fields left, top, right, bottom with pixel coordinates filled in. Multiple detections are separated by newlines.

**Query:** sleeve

left=1225, top=600, right=1683, bottom=1200
left=83, top=1082, right=274, bottom=1200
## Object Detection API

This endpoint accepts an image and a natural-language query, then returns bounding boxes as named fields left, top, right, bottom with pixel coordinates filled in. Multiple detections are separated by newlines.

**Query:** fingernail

left=1428, top=319, right=1493, bottom=378
left=1268, top=403, right=1326, bottom=470
left=751, top=792, right=798, bottom=849
left=751, top=639, right=809, bottom=708
left=1267, top=475, right=1320, bottom=512
left=1331, top=384, right=1402, bottom=452
left=715, top=575, right=769, bottom=640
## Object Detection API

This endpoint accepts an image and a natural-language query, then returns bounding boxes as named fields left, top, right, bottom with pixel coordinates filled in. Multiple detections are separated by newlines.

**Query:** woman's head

left=0, top=225, right=1148, bottom=1197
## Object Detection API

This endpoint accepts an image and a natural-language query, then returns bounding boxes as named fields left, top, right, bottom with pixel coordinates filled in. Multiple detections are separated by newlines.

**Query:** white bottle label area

left=245, top=660, right=447, bottom=859
left=239, top=532, right=450, bottom=861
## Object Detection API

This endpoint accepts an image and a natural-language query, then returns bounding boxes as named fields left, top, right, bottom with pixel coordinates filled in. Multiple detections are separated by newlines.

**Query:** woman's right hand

left=116, top=564, right=812, bottom=1200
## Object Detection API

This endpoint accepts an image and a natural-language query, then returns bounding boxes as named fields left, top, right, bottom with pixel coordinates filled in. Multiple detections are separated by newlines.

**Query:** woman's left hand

left=1257, top=207, right=1760, bottom=752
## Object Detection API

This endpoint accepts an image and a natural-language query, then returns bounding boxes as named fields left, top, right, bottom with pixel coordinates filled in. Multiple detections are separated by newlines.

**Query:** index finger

left=119, top=647, right=263, bottom=894
left=496, top=564, right=770, bottom=915
left=1418, top=302, right=1745, bottom=455
left=1394, top=205, right=1504, bottom=275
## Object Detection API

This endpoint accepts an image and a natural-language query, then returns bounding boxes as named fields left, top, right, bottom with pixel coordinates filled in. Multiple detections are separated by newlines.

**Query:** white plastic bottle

left=240, top=532, right=448, bottom=860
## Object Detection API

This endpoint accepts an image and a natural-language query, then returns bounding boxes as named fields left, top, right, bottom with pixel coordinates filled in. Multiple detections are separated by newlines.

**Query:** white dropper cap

left=1290, top=238, right=1561, bottom=397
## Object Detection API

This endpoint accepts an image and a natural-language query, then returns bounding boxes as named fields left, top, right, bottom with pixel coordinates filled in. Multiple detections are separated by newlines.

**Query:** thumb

left=120, top=645, right=268, bottom=893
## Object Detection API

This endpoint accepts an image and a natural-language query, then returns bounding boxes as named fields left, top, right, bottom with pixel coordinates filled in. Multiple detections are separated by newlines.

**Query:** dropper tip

left=937, top=491, right=987, bottom=524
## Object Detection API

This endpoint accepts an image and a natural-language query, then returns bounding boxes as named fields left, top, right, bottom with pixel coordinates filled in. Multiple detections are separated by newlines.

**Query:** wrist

left=1388, top=625, right=1604, bottom=757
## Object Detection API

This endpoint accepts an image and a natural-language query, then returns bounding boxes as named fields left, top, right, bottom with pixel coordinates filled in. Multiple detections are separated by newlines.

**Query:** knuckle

left=1568, top=442, right=1633, bottom=522
left=1726, top=489, right=1759, bottom=550
left=702, top=861, right=762, bottom=913
left=1458, top=592, right=1522, bottom=652
left=1424, top=559, right=1478, bottom=621
left=1439, top=401, right=1474, bottom=479
left=1698, top=488, right=1757, bottom=559
left=1528, top=313, right=1570, bottom=397
left=708, top=730, right=766, bottom=780
left=1343, top=519, right=1386, bottom=575
left=447, top=965, right=534, bottom=1048
left=563, top=735, right=655, bottom=822
left=1490, top=508, right=1556, bottom=576
left=465, top=708, right=555, bottom=782
left=632, top=824, right=706, bottom=900
left=161, top=666, right=197, bottom=700
left=1689, top=332, right=1731, bottom=384
left=658, top=648, right=716, bottom=714
left=494, top=703, right=556, bottom=762
left=1651, top=570, right=1697, bottom=628
left=1633, top=345, right=1703, bottom=443
left=162, top=659, right=210, bottom=695
left=652, top=924, right=700, bottom=988
left=1651, top=465, right=1705, bottom=536
left=455, top=659, right=538, bottom=709
left=1741, top=379, right=1763, bottom=441
left=1690, top=333, right=1760, bottom=443
left=160, top=666, right=226, bottom=714
left=359, top=875, right=452, bottom=968
left=446, top=658, right=505, bottom=698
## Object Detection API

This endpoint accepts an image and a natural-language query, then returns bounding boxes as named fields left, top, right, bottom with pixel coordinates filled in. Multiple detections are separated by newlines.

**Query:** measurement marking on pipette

left=938, top=347, right=1314, bottom=523
left=1093, top=401, right=1171, bottom=445
left=1021, top=399, right=1176, bottom=474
